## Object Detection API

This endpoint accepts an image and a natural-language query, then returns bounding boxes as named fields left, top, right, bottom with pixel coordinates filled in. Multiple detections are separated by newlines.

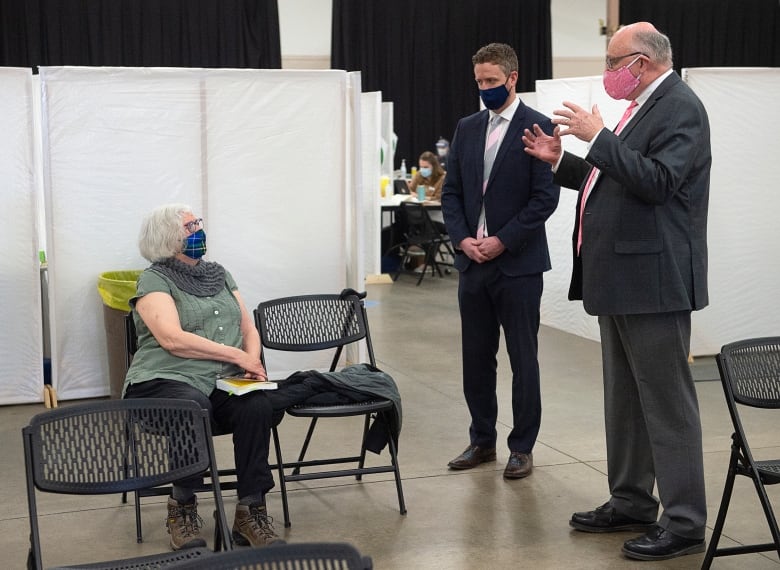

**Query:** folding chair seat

left=702, top=337, right=780, bottom=568
left=254, top=289, right=406, bottom=528
left=23, top=398, right=231, bottom=569
left=387, top=201, right=452, bottom=285
left=172, top=541, right=373, bottom=569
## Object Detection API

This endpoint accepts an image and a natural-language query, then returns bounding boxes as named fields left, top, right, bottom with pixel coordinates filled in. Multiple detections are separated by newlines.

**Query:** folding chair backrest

left=25, top=398, right=213, bottom=494
left=400, top=202, right=439, bottom=243
left=717, top=337, right=780, bottom=409
left=255, top=289, right=375, bottom=368
left=24, top=398, right=230, bottom=568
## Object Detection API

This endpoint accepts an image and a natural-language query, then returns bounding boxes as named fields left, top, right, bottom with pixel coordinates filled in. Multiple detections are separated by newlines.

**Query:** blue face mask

left=479, top=82, right=509, bottom=110
left=182, top=229, right=207, bottom=259
left=419, top=167, right=432, bottom=178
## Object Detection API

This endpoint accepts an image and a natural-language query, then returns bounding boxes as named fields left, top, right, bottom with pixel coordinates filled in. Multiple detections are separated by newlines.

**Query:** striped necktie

left=483, top=115, right=504, bottom=193
left=477, top=115, right=505, bottom=238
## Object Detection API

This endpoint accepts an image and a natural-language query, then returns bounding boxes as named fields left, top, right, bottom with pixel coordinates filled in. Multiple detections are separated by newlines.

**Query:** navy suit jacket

left=441, top=100, right=560, bottom=276
left=554, top=72, right=710, bottom=315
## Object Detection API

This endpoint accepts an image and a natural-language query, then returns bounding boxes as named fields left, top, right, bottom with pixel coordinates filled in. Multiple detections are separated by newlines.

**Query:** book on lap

left=216, top=377, right=278, bottom=395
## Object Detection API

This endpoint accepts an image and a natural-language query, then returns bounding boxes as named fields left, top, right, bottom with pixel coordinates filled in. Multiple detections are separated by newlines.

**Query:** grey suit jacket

left=554, top=72, right=711, bottom=316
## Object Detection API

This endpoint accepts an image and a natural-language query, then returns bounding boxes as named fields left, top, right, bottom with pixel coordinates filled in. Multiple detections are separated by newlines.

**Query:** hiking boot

left=232, top=503, right=285, bottom=547
left=166, top=496, right=206, bottom=550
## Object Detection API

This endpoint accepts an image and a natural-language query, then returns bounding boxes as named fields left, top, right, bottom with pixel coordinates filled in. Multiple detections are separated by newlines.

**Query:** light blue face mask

left=182, top=229, right=207, bottom=259
left=419, top=167, right=432, bottom=178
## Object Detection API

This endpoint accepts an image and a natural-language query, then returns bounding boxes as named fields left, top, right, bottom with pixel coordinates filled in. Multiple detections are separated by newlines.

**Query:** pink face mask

left=603, top=56, right=642, bottom=100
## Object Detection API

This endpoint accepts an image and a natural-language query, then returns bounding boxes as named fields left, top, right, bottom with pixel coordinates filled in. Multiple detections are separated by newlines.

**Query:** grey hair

left=634, top=30, right=674, bottom=68
left=138, top=203, right=192, bottom=262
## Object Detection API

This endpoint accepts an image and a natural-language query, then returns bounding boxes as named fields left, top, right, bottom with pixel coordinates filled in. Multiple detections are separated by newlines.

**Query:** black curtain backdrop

left=620, top=0, right=780, bottom=71
left=332, top=0, right=552, bottom=171
left=0, top=0, right=281, bottom=69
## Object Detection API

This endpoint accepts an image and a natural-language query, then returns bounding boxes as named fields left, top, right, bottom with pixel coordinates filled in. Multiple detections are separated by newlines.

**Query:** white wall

left=278, top=0, right=607, bottom=75
left=551, top=0, right=607, bottom=77
left=551, top=0, right=606, bottom=57
left=278, top=0, right=332, bottom=69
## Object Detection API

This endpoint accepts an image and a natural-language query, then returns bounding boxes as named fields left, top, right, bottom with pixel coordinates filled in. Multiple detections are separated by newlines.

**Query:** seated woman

left=408, top=150, right=446, bottom=202
left=123, top=203, right=282, bottom=551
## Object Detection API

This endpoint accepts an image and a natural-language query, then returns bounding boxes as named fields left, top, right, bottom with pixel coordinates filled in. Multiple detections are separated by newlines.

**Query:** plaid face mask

left=182, top=229, right=207, bottom=259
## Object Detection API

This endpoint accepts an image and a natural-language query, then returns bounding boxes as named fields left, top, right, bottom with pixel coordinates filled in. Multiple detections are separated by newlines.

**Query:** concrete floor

left=2, top=272, right=779, bottom=569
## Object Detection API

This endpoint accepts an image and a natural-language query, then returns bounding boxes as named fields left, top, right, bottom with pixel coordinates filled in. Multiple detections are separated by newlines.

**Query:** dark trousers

left=458, top=262, right=543, bottom=453
left=600, top=311, right=706, bottom=539
left=125, top=379, right=275, bottom=499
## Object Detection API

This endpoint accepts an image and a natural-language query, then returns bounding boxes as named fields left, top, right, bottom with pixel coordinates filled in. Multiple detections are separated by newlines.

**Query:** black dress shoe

left=622, top=525, right=705, bottom=561
left=503, top=452, right=533, bottom=479
left=447, top=445, right=496, bottom=470
left=570, top=502, right=656, bottom=533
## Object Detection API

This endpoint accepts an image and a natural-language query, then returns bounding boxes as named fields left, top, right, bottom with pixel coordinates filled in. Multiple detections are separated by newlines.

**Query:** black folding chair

left=172, top=541, right=373, bottom=570
left=702, top=337, right=780, bottom=568
left=23, top=398, right=231, bottom=570
left=123, top=314, right=244, bottom=544
left=124, top=315, right=288, bottom=545
left=388, top=201, right=452, bottom=285
left=255, top=289, right=406, bottom=528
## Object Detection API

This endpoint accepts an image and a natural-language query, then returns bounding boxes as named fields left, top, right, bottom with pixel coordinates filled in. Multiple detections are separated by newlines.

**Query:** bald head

left=611, top=22, right=673, bottom=70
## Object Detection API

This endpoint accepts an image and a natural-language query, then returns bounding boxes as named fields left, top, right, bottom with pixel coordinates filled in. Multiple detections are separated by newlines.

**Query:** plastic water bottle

left=400, top=159, right=407, bottom=180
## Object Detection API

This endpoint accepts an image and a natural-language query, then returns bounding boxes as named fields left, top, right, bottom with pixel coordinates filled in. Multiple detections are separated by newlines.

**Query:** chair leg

left=391, top=251, right=406, bottom=282
left=385, top=418, right=407, bottom=516
left=415, top=256, right=427, bottom=285
left=428, top=246, right=443, bottom=277
left=701, top=446, right=741, bottom=569
left=271, top=426, right=291, bottom=528
left=751, top=473, right=780, bottom=557
left=134, top=489, right=144, bottom=543
left=292, top=417, right=318, bottom=476
left=355, top=414, right=371, bottom=481
left=213, top=509, right=223, bottom=552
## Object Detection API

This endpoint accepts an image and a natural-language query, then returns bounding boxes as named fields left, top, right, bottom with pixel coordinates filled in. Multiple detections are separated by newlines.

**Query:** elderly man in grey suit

left=523, top=22, right=710, bottom=562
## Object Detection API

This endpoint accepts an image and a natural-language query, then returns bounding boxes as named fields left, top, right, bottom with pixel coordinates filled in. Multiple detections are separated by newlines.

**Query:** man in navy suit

left=441, top=43, right=559, bottom=480
left=523, top=22, right=709, bottom=561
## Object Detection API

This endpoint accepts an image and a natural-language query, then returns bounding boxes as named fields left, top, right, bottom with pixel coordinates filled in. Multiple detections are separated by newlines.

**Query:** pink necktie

left=576, top=100, right=638, bottom=254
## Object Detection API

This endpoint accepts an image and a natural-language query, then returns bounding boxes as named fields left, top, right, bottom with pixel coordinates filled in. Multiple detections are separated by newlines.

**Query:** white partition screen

left=684, top=68, right=780, bottom=354
left=534, top=76, right=626, bottom=344
left=361, top=91, right=382, bottom=277
left=40, top=67, right=351, bottom=399
left=0, top=68, right=44, bottom=404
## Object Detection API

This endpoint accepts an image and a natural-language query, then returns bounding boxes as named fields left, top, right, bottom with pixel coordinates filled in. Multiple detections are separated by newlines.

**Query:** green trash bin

left=97, top=270, right=143, bottom=399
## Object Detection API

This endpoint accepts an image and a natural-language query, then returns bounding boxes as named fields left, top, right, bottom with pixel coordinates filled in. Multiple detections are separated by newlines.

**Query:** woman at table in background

left=408, top=150, right=446, bottom=201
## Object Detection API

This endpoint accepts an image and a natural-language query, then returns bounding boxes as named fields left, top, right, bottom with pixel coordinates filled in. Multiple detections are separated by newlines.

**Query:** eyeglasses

left=605, top=51, right=646, bottom=70
left=183, top=218, right=203, bottom=232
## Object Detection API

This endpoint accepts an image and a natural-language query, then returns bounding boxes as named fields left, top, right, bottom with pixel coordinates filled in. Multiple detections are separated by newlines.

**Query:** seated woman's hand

left=236, top=351, right=268, bottom=380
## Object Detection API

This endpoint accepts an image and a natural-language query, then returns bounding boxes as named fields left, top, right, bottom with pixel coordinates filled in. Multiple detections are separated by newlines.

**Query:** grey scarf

left=150, top=257, right=226, bottom=297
